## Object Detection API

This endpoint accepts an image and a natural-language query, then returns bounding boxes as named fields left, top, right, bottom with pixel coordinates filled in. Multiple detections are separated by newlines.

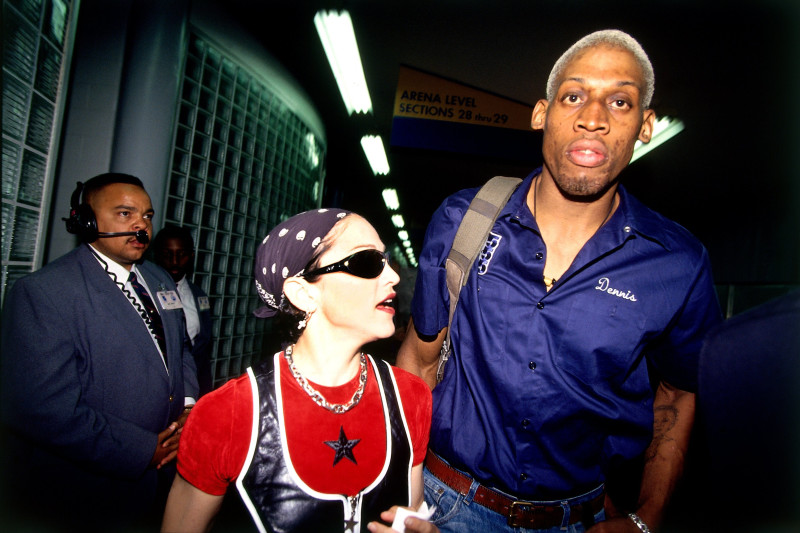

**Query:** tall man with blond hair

left=399, top=30, right=721, bottom=532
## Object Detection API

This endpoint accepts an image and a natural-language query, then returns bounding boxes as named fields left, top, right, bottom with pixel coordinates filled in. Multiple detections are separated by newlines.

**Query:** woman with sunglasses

left=162, top=209, right=436, bottom=533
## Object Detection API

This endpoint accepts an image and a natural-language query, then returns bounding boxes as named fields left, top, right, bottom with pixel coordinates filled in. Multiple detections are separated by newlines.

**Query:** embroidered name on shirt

left=477, top=232, right=502, bottom=275
left=595, top=277, right=638, bottom=302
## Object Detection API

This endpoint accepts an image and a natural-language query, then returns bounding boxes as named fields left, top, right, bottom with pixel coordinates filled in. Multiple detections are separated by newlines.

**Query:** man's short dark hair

left=152, top=224, right=195, bottom=252
left=82, top=173, right=145, bottom=205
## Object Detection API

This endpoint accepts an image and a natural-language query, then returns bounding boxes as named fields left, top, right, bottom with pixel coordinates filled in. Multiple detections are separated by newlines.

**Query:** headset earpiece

left=64, top=181, right=99, bottom=242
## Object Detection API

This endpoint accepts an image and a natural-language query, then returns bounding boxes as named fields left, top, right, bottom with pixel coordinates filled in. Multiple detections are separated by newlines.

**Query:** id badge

left=157, top=290, right=183, bottom=310
left=197, top=296, right=211, bottom=311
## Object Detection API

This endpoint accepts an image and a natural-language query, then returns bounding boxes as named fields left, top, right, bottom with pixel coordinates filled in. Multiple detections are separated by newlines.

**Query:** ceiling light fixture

left=361, top=135, right=390, bottom=175
left=314, top=10, right=372, bottom=115
left=382, top=188, right=400, bottom=210
left=404, top=248, right=417, bottom=267
left=630, top=116, right=685, bottom=164
left=398, top=230, right=409, bottom=241
left=391, top=214, right=405, bottom=228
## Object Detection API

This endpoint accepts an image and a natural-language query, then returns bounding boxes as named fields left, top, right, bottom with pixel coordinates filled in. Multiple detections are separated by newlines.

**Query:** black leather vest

left=237, top=354, right=413, bottom=533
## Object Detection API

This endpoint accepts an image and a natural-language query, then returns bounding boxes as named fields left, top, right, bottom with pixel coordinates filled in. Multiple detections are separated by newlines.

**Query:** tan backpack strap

left=437, top=176, right=522, bottom=383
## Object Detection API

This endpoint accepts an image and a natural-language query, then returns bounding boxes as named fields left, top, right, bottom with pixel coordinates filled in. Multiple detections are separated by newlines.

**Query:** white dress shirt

left=176, top=276, right=200, bottom=345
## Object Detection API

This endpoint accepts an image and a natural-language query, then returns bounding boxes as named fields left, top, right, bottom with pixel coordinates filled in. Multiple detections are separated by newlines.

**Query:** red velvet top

left=177, top=354, right=431, bottom=497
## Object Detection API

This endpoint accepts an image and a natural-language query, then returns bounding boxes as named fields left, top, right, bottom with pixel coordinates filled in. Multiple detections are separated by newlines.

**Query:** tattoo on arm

left=645, top=405, right=678, bottom=462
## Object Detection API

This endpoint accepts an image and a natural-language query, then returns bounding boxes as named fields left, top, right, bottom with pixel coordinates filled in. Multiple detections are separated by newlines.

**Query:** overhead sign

left=390, top=65, right=540, bottom=162
left=392, top=65, right=533, bottom=131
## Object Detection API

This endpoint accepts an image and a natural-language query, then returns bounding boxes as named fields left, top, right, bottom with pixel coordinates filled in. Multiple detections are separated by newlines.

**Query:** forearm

left=410, top=464, right=425, bottom=509
left=396, top=319, right=446, bottom=390
left=396, top=350, right=439, bottom=391
left=634, top=382, right=695, bottom=530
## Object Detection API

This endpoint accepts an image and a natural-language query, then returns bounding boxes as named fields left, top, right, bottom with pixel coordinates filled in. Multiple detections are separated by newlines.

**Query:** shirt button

left=535, top=252, right=543, bottom=260
left=536, top=302, right=545, bottom=309
left=520, top=473, right=528, bottom=481
left=521, top=418, right=530, bottom=427
left=528, top=361, right=536, bottom=370
left=169, top=395, right=174, bottom=402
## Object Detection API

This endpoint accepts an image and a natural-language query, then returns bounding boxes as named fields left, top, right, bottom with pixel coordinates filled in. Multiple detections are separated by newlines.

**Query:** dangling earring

left=297, top=308, right=315, bottom=330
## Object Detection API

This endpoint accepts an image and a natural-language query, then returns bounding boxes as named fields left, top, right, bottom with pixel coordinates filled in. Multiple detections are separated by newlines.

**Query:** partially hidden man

left=397, top=30, right=722, bottom=533
left=153, top=225, right=214, bottom=397
left=1, top=173, right=199, bottom=531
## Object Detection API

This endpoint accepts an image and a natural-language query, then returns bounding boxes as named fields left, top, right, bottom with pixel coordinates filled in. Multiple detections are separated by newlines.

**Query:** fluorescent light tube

left=361, top=135, right=390, bottom=175
left=630, top=117, right=685, bottom=164
left=391, top=214, right=405, bottom=228
left=314, top=10, right=372, bottom=114
left=382, top=188, right=400, bottom=210
left=404, top=247, right=417, bottom=267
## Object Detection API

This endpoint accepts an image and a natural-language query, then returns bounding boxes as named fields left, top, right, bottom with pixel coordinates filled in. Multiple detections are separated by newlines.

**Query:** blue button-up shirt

left=411, top=170, right=722, bottom=500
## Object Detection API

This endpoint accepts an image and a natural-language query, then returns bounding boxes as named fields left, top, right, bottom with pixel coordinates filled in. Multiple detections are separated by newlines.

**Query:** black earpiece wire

left=86, top=244, right=161, bottom=344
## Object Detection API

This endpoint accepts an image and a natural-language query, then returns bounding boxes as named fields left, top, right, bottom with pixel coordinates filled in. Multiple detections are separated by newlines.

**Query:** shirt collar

left=614, top=185, right=672, bottom=251
left=503, top=169, right=539, bottom=228
left=504, top=167, right=672, bottom=251
left=88, top=244, right=136, bottom=282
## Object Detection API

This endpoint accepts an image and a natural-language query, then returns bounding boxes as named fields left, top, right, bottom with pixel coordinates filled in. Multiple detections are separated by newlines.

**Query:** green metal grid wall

left=166, top=31, right=325, bottom=388
left=2, top=0, right=73, bottom=304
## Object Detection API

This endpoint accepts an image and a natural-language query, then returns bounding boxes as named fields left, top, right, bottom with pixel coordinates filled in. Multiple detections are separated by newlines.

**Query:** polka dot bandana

left=253, top=208, right=350, bottom=318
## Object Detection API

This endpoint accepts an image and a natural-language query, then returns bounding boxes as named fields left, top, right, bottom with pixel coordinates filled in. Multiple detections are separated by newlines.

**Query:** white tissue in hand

left=391, top=502, right=435, bottom=532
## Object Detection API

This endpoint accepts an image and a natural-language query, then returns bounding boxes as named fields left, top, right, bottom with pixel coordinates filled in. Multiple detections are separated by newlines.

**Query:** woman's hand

left=367, top=506, right=439, bottom=533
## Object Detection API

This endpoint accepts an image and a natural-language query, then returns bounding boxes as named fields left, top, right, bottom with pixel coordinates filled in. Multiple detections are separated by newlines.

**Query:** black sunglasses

left=302, top=249, right=389, bottom=279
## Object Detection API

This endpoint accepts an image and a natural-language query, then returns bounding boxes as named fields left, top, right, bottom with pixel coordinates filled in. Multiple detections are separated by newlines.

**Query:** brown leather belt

left=425, top=451, right=605, bottom=528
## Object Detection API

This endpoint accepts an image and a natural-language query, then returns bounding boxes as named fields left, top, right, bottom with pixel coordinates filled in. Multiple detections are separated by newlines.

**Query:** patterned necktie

left=128, top=271, right=168, bottom=365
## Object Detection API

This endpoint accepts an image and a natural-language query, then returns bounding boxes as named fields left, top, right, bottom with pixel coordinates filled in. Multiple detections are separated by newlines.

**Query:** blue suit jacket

left=0, top=244, right=198, bottom=523
left=185, top=278, right=213, bottom=395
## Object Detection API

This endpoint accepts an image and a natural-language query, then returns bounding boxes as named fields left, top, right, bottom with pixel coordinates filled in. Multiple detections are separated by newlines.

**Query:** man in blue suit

left=153, top=225, right=214, bottom=396
left=1, top=173, right=198, bottom=531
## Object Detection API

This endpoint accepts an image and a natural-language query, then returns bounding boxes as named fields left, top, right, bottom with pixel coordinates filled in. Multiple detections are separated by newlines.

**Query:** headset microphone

left=96, top=230, right=150, bottom=244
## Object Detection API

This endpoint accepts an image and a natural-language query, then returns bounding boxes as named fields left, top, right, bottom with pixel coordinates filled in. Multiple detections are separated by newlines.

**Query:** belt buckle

left=507, top=500, right=533, bottom=528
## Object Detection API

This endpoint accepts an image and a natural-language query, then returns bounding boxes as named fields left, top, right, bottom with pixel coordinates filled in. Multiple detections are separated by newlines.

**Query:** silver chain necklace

left=283, top=345, right=368, bottom=414
left=533, top=174, right=615, bottom=289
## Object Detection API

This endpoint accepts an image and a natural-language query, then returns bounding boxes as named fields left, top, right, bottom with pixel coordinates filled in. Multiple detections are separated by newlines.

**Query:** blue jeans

left=423, top=467, right=605, bottom=533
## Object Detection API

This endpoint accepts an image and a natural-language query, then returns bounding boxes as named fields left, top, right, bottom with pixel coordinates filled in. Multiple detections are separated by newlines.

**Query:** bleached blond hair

left=546, top=29, right=655, bottom=108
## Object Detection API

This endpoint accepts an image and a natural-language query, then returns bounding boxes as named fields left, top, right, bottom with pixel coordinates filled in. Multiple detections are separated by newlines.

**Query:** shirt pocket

left=470, top=275, right=511, bottom=363
left=553, top=297, right=647, bottom=385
